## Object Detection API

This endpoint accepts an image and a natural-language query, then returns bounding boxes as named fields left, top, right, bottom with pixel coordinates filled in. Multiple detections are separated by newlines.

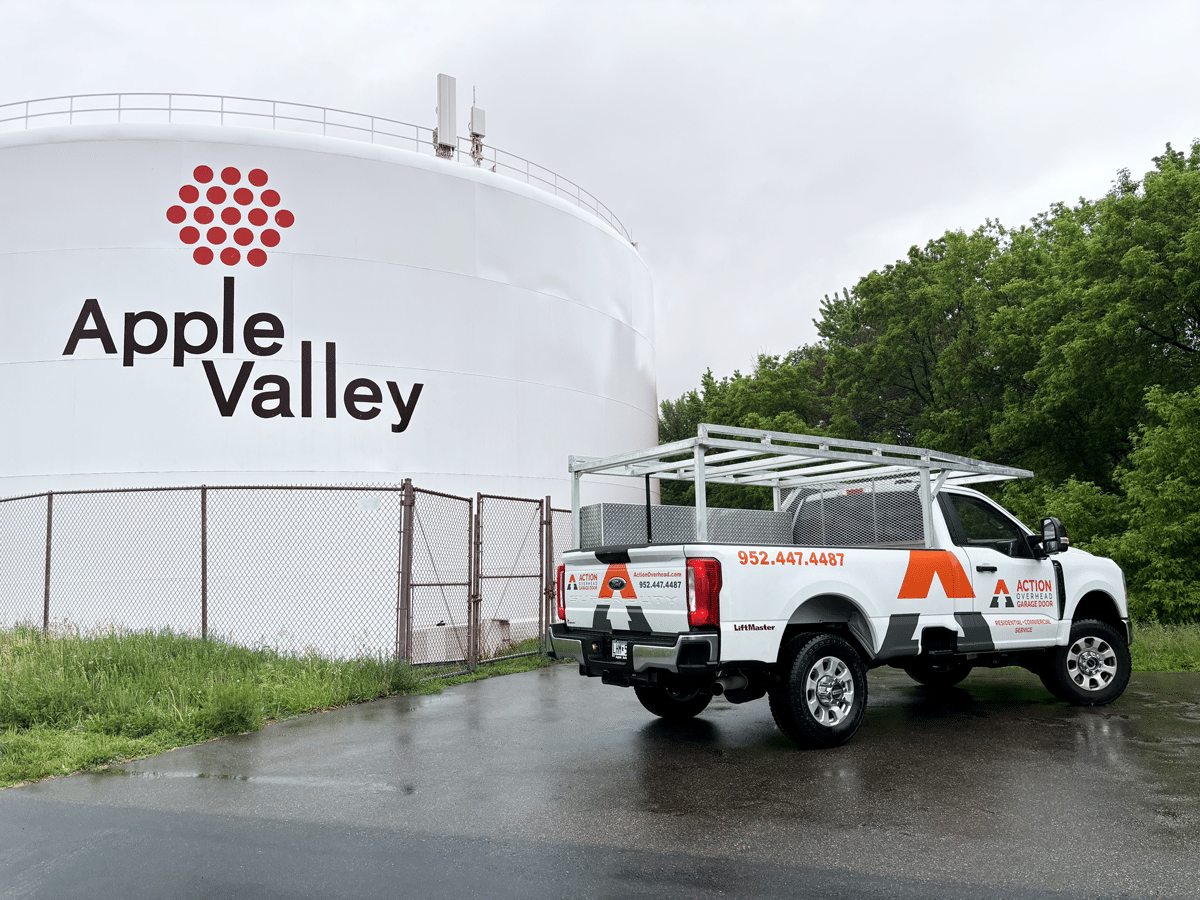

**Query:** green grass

left=4, top=622, right=1194, bottom=789
left=0, top=626, right=557, bottom=789
left=1130, top=621, right=1200, bottom=672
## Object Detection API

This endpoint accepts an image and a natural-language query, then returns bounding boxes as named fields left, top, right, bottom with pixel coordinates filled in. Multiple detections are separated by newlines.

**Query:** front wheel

left=1039, top=619, right=1131, bottom=706
left=769, top=633, right=868, bottom=749
left=634, top=682, right=712, bottom=721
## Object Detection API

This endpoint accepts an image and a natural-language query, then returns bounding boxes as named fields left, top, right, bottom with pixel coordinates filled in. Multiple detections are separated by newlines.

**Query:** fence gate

left=397, top=482, right=474, bottom=670
left=472, top=493, right=544, bottom=664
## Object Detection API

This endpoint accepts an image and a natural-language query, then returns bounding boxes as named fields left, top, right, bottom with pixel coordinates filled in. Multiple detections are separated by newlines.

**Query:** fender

left=784, top=592, right=877, bottom=662
left=1059, top=553, right=1127, bottom=624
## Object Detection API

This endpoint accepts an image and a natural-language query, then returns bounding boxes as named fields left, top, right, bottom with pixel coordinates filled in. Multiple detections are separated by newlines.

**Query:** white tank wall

left=0, top=124, right=657, bottom=505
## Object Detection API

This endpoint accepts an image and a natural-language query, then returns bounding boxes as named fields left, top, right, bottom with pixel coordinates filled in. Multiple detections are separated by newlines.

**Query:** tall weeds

left=0, top=626, right=427, bottom=786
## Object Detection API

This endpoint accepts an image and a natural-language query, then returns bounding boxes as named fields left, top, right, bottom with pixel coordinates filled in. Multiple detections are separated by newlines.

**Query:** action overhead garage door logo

left=59, top=166, right=423, bottom=432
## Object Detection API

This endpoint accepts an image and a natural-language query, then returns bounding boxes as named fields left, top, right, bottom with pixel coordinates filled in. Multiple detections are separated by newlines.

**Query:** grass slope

left=0, top=627, right=554, bottom=788
left=1130, top=622, right=1200, bottom=672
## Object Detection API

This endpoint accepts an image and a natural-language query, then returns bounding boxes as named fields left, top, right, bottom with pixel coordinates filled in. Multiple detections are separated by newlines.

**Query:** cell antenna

left=435, top=73, right=456, bottom=159
left=469, top=86, right=486, bottom=168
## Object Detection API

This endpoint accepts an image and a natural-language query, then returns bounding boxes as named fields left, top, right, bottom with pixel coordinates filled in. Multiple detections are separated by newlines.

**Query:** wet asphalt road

left=1, top=664, right=1198, bottom=900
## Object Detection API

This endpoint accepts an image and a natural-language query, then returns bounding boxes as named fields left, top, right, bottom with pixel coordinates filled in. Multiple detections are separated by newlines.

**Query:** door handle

left=976, top=565, right=997, bottom=573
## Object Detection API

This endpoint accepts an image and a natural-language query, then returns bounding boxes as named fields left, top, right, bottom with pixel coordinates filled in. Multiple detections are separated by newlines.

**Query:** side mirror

left=1041, top=516, right=1066, bottom=554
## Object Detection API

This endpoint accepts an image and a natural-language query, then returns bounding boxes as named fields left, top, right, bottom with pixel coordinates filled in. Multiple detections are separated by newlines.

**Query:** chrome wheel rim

left=1067, top=635, right=1118, bottom=691
left=805, top=655, right=854, bottom=726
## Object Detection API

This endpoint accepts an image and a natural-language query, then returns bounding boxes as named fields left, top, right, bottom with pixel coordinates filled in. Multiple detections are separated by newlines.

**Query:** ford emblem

left=608, top=577, right=627, bottom=591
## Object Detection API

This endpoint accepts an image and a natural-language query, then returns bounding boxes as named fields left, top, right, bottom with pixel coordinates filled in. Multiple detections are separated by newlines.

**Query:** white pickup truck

left=547, top=424, right=1131, bottom=749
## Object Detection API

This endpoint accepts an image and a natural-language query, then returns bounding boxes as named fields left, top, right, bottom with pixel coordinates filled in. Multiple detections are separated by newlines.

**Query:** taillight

left=556, top=564, right=566, bottom=621
left=686, top=558, right=721, bottom=628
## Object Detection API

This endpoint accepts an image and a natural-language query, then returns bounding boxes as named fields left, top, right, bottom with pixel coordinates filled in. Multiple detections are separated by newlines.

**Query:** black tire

left=767, top=633, right=808, bottom=741
left=902, top=658, right=973, bottom=689
left=634, top=682, right=712, bottom=721
left=1040, top=619, right=1131, bottom=706
left=768, top=633, right=868, bottom=749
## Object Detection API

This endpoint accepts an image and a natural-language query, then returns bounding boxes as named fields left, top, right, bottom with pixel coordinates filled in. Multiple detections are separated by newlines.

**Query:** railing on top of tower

left=0, top=92, right=634, bottom=245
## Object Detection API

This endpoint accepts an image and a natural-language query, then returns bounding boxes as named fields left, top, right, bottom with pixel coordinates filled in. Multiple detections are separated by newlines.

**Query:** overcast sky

left=3, top=0, right=1199, bottom=402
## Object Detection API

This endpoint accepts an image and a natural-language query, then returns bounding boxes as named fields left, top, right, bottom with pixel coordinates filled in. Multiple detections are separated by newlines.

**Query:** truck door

left=938, top=492, right=1059, bottom=651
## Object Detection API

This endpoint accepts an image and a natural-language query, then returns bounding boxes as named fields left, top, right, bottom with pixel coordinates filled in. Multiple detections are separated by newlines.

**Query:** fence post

left=200, top=485, right=208, bottom=640
left=469, top=493, right=482, bottom=669
left=43, top=491, right=53, bottom=632
left=200, top=487, right=210, bottom=643
left=542, top=496, right=553, bottom=654
left=397, top=479, right=415, bottom=662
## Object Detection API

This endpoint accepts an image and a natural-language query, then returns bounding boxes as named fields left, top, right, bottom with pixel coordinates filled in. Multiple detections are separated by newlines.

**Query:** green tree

left=652, top=143, right=1200, bottom=622
left=1113, top=386, right=1200, bottom=622
left=999, top=145, right=1200, bottom=485
left=658, top=388, right=706, bottom=444
left=817, top=226, right=1007, bottom=453
left=656, top=354, right=826, bottom=508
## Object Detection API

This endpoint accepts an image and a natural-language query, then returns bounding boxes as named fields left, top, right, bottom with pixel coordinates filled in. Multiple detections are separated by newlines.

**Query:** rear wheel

left=1040, top=619, right=1130, bottom=706
left=634, top=682, right=711, bottom=721
left=902, top=658, right=973, bottom=689
left=769, top=633, right=868, bottom=749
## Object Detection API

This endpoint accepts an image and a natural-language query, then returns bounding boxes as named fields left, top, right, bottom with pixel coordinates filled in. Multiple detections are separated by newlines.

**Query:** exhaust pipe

left=711, top=675, right=748, bottom=696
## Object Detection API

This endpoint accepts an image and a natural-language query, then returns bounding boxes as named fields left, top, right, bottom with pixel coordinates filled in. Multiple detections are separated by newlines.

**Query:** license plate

left=611, top=640, right=628, bottom=660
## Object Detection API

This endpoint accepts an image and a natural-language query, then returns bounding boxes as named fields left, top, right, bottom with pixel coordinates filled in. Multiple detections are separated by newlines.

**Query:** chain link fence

left=0, top=493, right=54, bottom=628
left=550, top=507, right=571, bottom=577
left=0, top=481, right=560, bottom=670
left=475, top=494, right=545, bottom=663
left=405, top=487, right=473, bottom=676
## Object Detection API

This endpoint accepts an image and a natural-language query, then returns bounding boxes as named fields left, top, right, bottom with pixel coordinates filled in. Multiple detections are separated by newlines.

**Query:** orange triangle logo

left=897, top=551, right=975, bottom=599
left=598, top=563, right=637, bottom=600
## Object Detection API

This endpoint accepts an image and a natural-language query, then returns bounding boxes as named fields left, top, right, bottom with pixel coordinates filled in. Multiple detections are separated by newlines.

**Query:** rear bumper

left=547, top=623, right=719, bottom=679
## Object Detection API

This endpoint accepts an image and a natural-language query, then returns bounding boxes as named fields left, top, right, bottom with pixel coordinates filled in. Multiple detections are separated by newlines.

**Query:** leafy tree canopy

left=658, top=142, right=1200, bottom=620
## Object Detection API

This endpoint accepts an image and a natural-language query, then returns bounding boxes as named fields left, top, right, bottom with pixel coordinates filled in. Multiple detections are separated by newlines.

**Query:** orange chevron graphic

left=897, top=550, right=975, bottom=600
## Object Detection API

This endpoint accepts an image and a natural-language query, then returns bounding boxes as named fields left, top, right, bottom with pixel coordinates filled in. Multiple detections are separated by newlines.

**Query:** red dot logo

left=169, top=165, right=294, bottom=266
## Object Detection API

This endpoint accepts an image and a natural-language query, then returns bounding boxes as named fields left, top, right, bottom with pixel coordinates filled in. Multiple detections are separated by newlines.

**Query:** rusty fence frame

left=0, top=480, right=561, bottom=671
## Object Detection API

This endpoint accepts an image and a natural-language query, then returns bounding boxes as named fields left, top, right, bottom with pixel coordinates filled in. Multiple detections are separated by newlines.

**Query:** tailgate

left=563, top=546, right=688, bottom=634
